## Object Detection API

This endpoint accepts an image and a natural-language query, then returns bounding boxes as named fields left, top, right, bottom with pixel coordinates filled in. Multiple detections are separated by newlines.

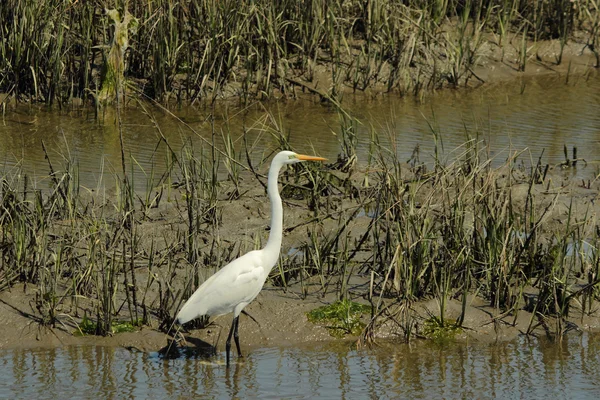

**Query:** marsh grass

left=1, top=0, right=597, bottom=106
left=1, top=106, right=599, bottom=344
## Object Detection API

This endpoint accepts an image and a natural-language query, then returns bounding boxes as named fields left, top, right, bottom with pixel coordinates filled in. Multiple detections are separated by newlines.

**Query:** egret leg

left=233, top=316, right=243, bottom=358
left=225, top=316, right=237, bottom=366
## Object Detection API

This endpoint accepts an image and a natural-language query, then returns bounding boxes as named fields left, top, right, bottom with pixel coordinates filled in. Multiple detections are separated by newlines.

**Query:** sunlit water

left=1, top=334, right=600, bottom=399
left=1, top=72, right=599, bottom=188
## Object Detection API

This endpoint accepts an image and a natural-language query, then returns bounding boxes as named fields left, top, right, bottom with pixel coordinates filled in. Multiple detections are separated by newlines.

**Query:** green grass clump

left=75, top=314, right=141, bottom=336
left=307, top=300, right=371, bottom=338
left=421, top=317, right=462, bottom=342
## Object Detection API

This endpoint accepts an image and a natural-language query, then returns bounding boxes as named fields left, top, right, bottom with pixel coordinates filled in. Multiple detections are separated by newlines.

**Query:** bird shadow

left=158, top=335, right=217, bottom=360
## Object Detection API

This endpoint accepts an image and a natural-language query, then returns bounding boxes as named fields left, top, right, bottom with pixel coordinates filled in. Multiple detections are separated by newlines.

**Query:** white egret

left=176, top=150, right=326, bottom=365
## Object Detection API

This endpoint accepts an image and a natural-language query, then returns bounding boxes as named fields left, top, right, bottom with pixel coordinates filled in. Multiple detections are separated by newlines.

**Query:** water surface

left=2, top=333, right=600, bottom=399
left=1, top=73, right=599, bottom=188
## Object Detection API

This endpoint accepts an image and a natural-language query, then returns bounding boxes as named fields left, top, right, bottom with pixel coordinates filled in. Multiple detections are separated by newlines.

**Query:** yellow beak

left=297, top=154, right=327, bottom=162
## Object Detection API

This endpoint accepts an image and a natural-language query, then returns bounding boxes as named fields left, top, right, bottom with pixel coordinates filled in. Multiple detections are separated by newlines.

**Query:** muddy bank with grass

left=1, top=134, right=600, bottom=353
left=3, top=279, right=600, bottom=353
left=1, top=0, right=599, bottom=108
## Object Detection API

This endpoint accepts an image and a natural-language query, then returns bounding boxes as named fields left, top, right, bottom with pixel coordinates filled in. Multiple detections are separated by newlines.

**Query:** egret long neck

left=263, top=161, right=284, bottom=268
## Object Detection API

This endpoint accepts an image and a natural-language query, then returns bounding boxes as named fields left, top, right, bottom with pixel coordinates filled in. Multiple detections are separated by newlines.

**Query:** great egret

left=176, top=150, right=326, bottom=365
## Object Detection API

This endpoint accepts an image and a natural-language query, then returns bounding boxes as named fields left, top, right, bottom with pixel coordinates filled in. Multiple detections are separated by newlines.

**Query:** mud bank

left=2, top=279, right=600, bottom=353
left=1, top=156, right=600, bottom=353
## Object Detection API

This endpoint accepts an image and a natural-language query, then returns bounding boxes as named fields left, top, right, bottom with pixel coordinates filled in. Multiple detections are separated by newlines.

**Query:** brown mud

left=468, top=32, right=598, bottom=87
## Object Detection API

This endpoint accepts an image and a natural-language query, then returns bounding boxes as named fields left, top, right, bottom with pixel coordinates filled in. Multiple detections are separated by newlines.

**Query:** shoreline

left=3, top=277, right=600, bottom=352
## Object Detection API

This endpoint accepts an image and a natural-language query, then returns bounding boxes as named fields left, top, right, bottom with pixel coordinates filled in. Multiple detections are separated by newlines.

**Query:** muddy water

left=1, top=73, right=599, bottom=188
left=1, top=334, right=600, bottom=398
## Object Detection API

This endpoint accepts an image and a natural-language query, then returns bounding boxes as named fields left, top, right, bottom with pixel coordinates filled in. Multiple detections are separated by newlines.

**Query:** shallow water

left=1, top=334, right=600, bottom=399
left=1, top=72, right=599, bottom=188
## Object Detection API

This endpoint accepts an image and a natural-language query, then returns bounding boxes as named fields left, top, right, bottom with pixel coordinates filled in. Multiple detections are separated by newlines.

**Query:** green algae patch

left=307, top=300, right=371, bottom=338
left=422, top=317, right=462, bottom=342
left=75, top=314, right=141, bottom=336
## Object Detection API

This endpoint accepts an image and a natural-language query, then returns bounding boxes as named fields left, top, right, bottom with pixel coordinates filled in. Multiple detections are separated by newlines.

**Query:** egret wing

left=176, top=251, right=266, bottom=323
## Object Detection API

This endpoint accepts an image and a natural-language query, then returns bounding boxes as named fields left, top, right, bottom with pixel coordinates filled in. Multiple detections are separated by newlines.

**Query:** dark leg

left=233, top=316, right=243, bottom=358
left=226, top=316, right=236, bottom=366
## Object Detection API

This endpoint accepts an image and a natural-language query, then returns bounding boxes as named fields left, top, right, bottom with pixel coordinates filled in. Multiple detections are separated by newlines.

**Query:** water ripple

left=2, top=334, right=600, bottom=399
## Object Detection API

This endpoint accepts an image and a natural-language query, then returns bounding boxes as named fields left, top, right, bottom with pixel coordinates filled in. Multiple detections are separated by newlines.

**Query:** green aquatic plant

left=421, top=317, right=462, bottom=342
left=307, top=300, right=371, bottom=338
left=75, top=313, right=141, bottom=336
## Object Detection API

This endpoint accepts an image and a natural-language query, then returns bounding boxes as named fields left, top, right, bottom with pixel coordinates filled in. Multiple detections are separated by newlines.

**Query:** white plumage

left=176, top=151, right=326, bottom=365
left=177, top=251, right=264, bottom=322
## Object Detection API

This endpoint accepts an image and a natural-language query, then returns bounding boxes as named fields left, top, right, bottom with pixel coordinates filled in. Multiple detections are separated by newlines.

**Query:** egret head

left=276, top=150, right=327, bottom=165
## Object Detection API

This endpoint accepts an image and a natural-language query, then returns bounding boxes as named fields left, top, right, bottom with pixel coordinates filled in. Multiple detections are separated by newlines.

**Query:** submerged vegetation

left=0, top=104, right=599, bottom=345
left=1, top=0, right=599, bottom=107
